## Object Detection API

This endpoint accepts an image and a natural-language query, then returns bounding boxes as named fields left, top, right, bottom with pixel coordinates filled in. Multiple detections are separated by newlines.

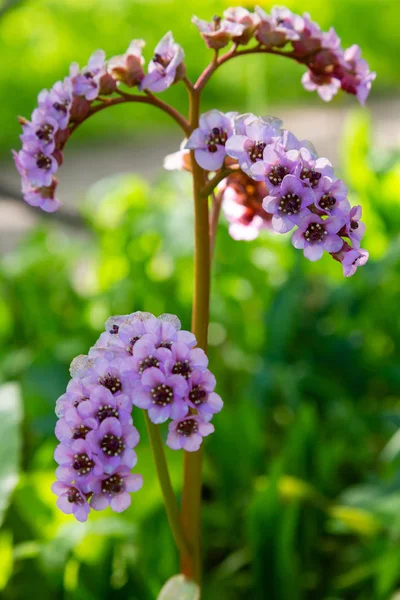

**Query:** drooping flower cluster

left=184, top=110, right=368, bottom=276
left=13, top=33, right=185, bottom=212
left=52, top=312, right=222, bottom=521
left=193, top=6, right=376, bottom=104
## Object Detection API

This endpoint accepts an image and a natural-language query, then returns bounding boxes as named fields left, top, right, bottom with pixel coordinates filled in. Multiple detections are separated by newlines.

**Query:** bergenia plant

left=13, top=5, right=374, bottom=595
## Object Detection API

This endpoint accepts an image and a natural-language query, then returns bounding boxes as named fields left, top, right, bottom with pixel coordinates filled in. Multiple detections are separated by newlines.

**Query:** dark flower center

left=172, top=359, right=192, bottom=379
left=138, top=355, right=159, bottom=374
left=153, top=52, right=171, bottom=69
left=99, top=374, right=121, bottom=394
left=248, top=142, right=266, bottom=162
left=73, top=396, right=89, bottom=408
left=109, top=324, right=119, bottom=334
left=151, top=384, right=174, bottom=406
left=319, top=193, right=336, bottom=210
left=189, top=386, right=207, bottom=406
left=53, top=101, right=68, bottom=114
left=207, top=127, right=227, bottom=153
left=304, top=222, right=327, bottom=243
left=97, top=404, right=119, bottom=422
left=126, top=336, right=141, bottom=354
left=73, top=453, right=95, bottom=476
left=72, top=424, right=92, bottom=440
left=350, top=220, right=359, bottom=230
left=278, top=193, right=301, bottom=215
left=101, top=474, right=124, bottom=496
left=268, top=164, right=288, bottom=185
left=36, top=124, right=54, bottom=142
left=158, top=340, right=173, bottom=349
left=101, top=434, right=125, bottom=456
left=67, top=487, right=84, bottom=505
left=35, top=153, right=52, bottom=170
left=212, top=15, right=222, bottom=30
left=84, top=71, right=93, bottom=79
left=300, top=168, right=321, bottom=188
left=177, top=419, right=198, bottom=436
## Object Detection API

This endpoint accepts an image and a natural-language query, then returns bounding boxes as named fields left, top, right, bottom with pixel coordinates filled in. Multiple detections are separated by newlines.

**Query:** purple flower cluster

left=193, top=6, right=375, bottom=105
left=13, top=33, right=185, bottom=212
left=52, top=312, right=222, bottom=521
left=186, top=111, right=368, bottom=276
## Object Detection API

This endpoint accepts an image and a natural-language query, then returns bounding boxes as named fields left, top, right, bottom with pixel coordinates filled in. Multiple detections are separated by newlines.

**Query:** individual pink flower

left=344, top=205, right=366, bottom=248
left=90, top=417, right=139, bottom=475
left=54, top=438, right=103, bottom=492
left=263, top=174, right=315, bottom=233
left=133, top=367, right=188, bottom=424
left=186, top=370, right=223, bottom=421
left=77, top=385, right=133, bottom=426
left=167, top=416, right=214, bottom=452
left=302, top=70, right=341, bottom=102
left=140, top=32, right=185, bottom=93
left=294, top=147, right=335, bottom=191
left=20, top=110, right=59, bottom=154
left=223, top=7, right=260, bottom=45
left=225, top=114, right=281, bottom=177
left=69, top=50, right=106, bottom=101
left=38, top=79, right=73, bottom=129
left=17, top=142, right=58, bottom=187
left=255, top=5, right=300, bottom=48
left=82, top=356, right=136, bottom=396
left=292, top=213, right=344, bottom=261
left=55, top=378, right=91, bottom=418
left=341, top=247, right=369, bottom=277
left=90, top=466, right=143, bottom=512
left=186, top=110, right=235, bottom=171
left=164, top=341, right=208, bottom=380
left=314, top=177, right=350, bottom=217
left=108, top=40, right=146, bottom=87
left=51, top=482, right=90, bottom=522
left=249, top=143, right=300, bottom=189
left=55, top=406, right=97, bottom=447
left=340, top=45, right=376, bottom=105
left=192, top=15, right=245, bottom=49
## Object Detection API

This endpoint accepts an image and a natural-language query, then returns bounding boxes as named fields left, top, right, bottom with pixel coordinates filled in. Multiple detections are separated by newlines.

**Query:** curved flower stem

left=195, top=44, right=309, bottom=91
left=69, top=90, right=191, bottom=137
left=144, top=414, right=192, bottom=558
left=180, top=86, right=210, bottom=585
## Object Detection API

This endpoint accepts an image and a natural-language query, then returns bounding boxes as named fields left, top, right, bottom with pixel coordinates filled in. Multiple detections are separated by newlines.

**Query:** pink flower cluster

left=193, top=6, right=376, bottom=104
left=13, top=33, right=185, bottom=212
left=185, top=111, right=368, bottom=276
left=52, top=312, right=222, bottom=521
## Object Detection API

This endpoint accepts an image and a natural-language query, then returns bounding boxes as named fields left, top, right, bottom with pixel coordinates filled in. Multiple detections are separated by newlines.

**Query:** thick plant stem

left=144, top=414, right=192, bottom=558
left=180, top=88, right=210, bottom=585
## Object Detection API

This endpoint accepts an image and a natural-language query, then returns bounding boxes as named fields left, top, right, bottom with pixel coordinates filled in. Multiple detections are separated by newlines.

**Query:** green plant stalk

left=144, top=414, right=192, bottom=558
left=180, top=87, right=210, bottom=585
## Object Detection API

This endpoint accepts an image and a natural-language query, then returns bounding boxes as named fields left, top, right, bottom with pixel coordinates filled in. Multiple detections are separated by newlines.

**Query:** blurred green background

left=1, top=0, right=400, bottom=599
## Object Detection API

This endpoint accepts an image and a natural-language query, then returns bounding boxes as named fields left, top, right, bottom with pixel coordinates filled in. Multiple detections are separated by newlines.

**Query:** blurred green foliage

left=1, top=111, right=400, bottom=598
left=0, top=0, right=399, bottom=153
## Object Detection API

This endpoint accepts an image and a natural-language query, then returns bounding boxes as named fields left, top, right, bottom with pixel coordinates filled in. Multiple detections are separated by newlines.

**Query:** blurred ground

left=1, top=97, right=399, bottom=253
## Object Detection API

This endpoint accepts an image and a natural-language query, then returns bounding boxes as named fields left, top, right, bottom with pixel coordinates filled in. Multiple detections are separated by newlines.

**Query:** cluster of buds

left=193, top=6, right=376, bottom=104
left=52, top=312, right=222, bottom=521
left=184, top=110, right=368, bottom=276
left=13, top=33, right=185, bottom=212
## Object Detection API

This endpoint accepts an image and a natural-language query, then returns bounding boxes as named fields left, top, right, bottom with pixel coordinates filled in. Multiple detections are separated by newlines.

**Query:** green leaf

left=0, top=383, right=22, bottom=527
left=157, top=575, right=200, bottom=600
left=0, top=531, right=13, bottom=590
